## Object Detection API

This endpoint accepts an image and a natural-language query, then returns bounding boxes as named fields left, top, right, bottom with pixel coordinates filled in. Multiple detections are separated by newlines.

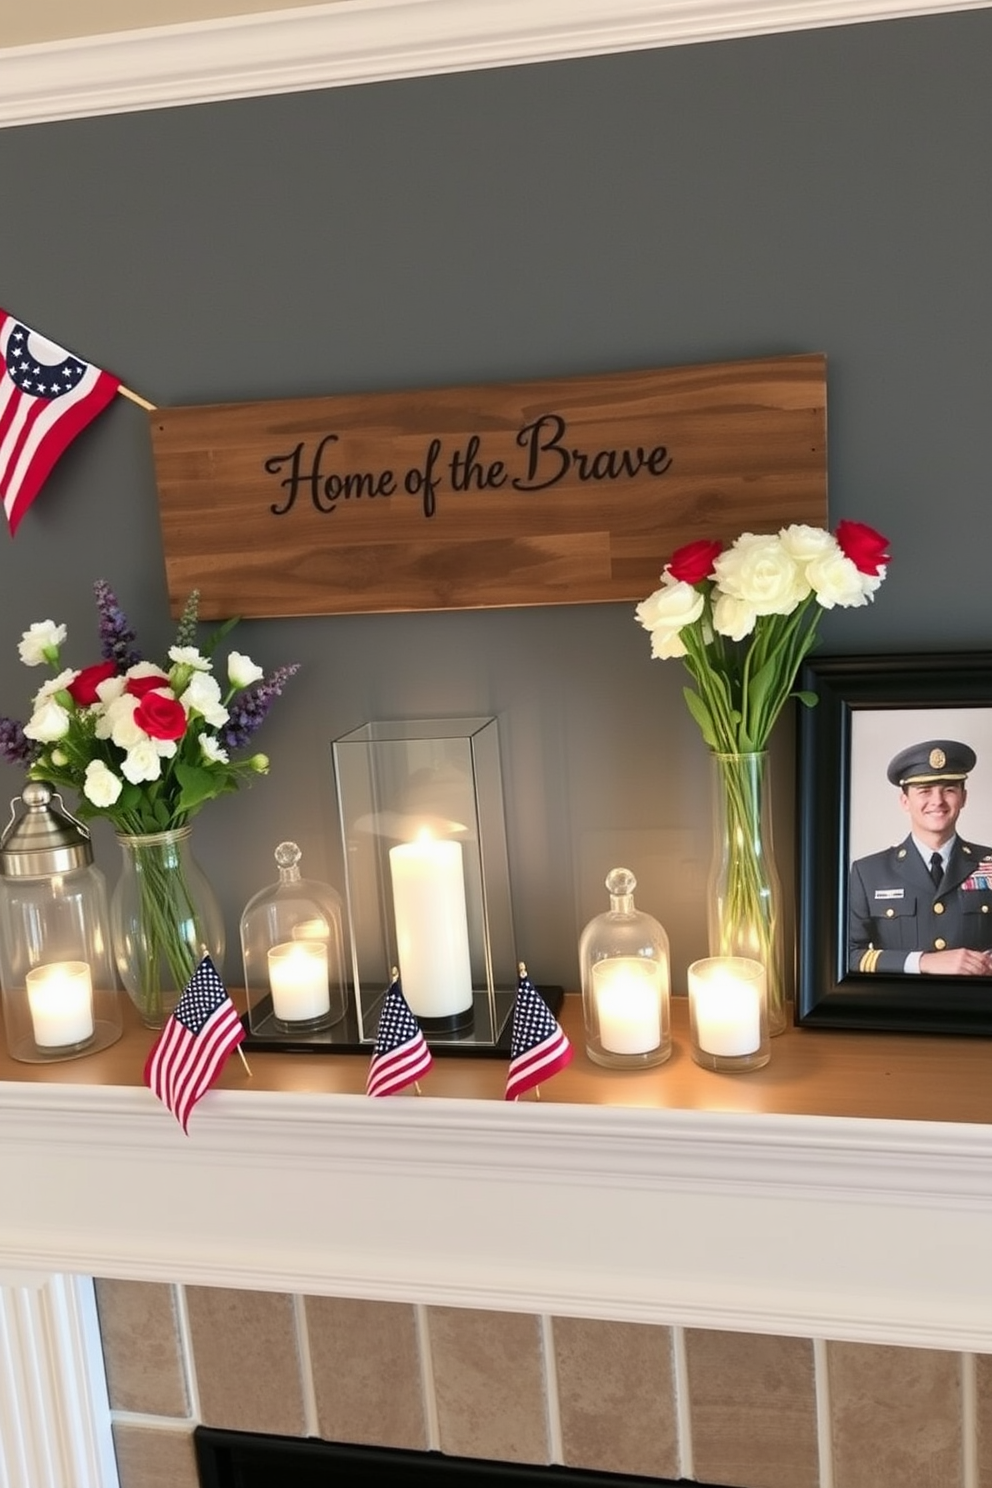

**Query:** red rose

left=66, top=661, right=117, bottom=707
left=836, top=520, right=890, bottom=576
left=133, top=689, right=187, bottom=742
left=126, top=673, right=170, bottom=698
left=667, top=539, right=724, bottom=584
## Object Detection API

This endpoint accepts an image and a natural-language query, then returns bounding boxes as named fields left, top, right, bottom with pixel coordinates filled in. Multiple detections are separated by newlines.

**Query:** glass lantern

left=579, top=866, right=672, bottom=1070
left=240, top=841, right=348, bottom=1041
left=0, top=782, right=122, bottom=1063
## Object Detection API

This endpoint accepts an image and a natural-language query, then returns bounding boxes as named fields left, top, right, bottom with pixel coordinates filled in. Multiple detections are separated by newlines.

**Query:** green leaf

left=793, top=690, right=820, bottom=709
left=682, top=686, right=719, bottom=750
left=202, top=614, right=240, bottom=657
left=173, top=761, right=225, bottom=814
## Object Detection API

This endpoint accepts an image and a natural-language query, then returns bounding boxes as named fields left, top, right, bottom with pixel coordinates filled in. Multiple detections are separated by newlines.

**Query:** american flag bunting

left=366, top=972, right=433, bottom=1097
left=143, top=955, right=245, bottom=1133
left=504, top=964, right=572, bottom=1100
left=0, top=310, right=121, bottom=535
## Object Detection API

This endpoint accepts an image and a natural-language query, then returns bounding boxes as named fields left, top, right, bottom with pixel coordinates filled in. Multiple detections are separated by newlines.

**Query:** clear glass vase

left=706, top=752, right=787, bottom=1037
left=110, top=827, right=226, bottom=1028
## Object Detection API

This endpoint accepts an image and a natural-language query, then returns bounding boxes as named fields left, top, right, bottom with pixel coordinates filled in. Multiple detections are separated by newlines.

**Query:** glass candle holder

left=241, top=841, right=348, bottom=1038
left=579, top=868, right=671, bottom=1069
left=687, top=955, right=770, bottom=1073
left=25, top=961, right=95, bottom=1053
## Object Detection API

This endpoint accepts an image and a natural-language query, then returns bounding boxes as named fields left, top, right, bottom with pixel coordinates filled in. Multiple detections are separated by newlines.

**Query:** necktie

left=929, top=851, right=943, bottom=890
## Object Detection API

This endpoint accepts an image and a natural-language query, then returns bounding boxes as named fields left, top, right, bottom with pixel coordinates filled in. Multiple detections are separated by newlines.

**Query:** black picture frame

left=796, top=650, right=992, bottom=1034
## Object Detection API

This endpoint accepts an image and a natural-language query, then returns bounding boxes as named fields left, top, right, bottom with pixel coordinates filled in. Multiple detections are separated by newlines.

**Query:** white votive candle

left=689, top=958, right=763, bottom=1057
left=26, top=961, right=95, bottom=1049
left=267, top=941, right=331, bottom=1022
left=389, top=834, right=473, bottom=1019
left=592, top=957, right=662, bottom=1054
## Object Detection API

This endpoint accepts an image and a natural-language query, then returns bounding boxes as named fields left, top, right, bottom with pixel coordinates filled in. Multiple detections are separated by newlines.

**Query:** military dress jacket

left=848, top=834, right=992, bottom=973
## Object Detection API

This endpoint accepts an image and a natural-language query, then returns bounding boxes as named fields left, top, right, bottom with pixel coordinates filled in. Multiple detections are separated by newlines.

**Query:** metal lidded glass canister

left=0, top=782, right=121, bottom=1062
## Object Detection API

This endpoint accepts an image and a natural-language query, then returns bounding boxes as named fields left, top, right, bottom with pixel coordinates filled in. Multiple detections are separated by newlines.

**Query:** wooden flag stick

left=117, top=384, right=157, bottom=412
left=237, top=1046, right=253, bottom=1077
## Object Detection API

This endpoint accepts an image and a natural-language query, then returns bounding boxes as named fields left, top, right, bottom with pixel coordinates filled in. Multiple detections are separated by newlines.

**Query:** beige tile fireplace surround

left=4, top=995, right=992, bottom=1488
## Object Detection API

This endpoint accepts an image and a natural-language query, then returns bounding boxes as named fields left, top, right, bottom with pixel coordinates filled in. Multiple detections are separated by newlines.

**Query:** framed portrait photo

left=796, top=651, right=992, bottom=1034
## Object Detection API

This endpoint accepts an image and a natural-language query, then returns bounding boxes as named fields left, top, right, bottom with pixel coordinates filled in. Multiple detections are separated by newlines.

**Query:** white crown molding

left=0, top=0, right=989, bottom=129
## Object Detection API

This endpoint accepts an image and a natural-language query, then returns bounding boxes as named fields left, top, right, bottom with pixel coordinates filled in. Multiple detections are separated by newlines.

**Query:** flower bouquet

left=636, top=520, right=889, bottom=1031
left=1, top=582, right=299, bottom=1024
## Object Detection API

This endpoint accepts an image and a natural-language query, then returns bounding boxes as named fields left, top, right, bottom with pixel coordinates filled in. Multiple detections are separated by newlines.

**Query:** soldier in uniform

left=849, top=739, right=992, bottom=975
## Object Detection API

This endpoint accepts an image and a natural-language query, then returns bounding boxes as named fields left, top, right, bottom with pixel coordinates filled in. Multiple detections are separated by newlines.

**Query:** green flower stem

left=117, top=832, right=202, bottom=1024
left=710, top=752, right=784, bottom=1029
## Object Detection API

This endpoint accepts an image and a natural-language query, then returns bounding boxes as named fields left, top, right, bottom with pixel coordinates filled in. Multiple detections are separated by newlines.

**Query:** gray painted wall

left=0, top=10, right=988, bottom=994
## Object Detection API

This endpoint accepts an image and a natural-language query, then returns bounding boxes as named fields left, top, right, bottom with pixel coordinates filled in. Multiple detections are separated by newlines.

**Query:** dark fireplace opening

left=194, top=1429, right=731, bottom=1488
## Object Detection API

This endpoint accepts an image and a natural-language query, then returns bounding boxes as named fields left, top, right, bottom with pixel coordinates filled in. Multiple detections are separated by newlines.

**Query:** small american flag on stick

left=366, top=970, right=433, bottom=1097
left=143, top=956, right=246, bottom=1133
left=504, top=963, right=572, bottom=1101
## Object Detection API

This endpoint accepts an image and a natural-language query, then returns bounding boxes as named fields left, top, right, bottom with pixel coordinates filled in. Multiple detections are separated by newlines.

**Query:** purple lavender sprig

left=94, top=579, right=142, bottom=670
left=0, top=716, right=40, bottom=768
left=173, top=590, right=201, bottom=651
left=221, top=664, right=300, bottom=751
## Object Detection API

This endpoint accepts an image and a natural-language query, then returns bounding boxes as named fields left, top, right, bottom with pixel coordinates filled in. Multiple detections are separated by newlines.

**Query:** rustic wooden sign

left=150, top=353, right=827, bottom=619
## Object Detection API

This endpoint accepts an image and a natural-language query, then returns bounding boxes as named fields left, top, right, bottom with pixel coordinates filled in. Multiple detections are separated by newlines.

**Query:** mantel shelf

left=3, top=991, right=991, bottom=1127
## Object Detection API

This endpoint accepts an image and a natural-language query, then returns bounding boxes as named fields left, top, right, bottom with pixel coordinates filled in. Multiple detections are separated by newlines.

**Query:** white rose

left=83, top=760, right=123, bottom=808
left=200, top=734, right=229, bottom=764
left=95, top=693, right=144, bottom=749
left=712, top=592, right=758, bottom=641
left=168, top=646, right=210, bottom=671
left=227, top=651, right=264, bottom=689
left=180, top=671, right=229, bottom=727
left=635, top=579, right=705, bottom=635
left=806, top=552, right=871, bottom=609
left=778, top=525, right=837, bottom=563
left=18, top=621, right=66, bottom=667
left=23, top=698, right=70, bottom=742
left=635, top=580, right=704, bottom=661
left=96, top=674, right=126, bottom=704
left=121, top=740, right=164, bottom=784
left=649, top=626, right=689, bottom=659
left=713, top=533, right=808, bottom=616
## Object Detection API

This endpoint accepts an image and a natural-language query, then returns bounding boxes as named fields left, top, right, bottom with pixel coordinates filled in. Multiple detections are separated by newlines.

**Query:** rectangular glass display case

left=332, top=717, right=518, bottom=1051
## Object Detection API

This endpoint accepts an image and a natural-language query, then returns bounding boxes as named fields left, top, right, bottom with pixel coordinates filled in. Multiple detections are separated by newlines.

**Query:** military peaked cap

left=886, top=739, right=977, bottom=788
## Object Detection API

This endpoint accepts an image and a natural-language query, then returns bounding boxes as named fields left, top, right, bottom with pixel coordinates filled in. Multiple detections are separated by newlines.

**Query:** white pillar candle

left=267, top=941, right=331, bottom=1022
left=592, top=957, right=662, bottom=1054
left=25, top=962, right=95, bottom=1049
left=689, top=959, right=763, bottom=1057
left=388, top=835, right=473, bottom=1019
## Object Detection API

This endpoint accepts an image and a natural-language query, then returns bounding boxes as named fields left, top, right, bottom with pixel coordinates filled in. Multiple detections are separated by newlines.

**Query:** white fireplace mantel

left=3, top=1073, right=992, bottom=1353
left=3, top=1025, right=992, bottom=1488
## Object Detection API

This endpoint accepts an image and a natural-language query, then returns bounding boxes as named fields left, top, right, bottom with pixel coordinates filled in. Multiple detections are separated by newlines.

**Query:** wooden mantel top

left=2, top=991, right=991, bottom=1129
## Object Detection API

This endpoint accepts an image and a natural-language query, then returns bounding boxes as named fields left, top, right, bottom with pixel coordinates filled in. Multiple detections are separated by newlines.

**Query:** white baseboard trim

left=0, top=0, right=988, bottom=129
